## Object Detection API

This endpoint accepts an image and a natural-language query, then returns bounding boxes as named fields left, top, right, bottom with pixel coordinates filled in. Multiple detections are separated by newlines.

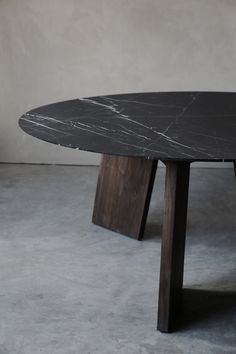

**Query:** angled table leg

left=92, top=155, right=158, bottom=240
left=157, top=161, right=190, bottom=332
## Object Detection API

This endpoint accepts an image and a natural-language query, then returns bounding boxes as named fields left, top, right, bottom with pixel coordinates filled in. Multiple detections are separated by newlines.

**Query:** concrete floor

left=0, top=164, right=235, bottom=354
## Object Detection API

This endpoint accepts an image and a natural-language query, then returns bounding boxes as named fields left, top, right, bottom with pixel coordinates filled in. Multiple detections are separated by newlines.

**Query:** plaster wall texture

left=1, top=0, right=236, bottom=166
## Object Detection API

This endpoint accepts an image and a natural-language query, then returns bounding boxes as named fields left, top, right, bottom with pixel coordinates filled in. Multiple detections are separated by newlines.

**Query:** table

left=19, top=92, right=236, bottom=332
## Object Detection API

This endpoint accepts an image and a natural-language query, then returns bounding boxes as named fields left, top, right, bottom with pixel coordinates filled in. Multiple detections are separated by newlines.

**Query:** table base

left=93, top=155, right=157, bottom=240
left=92, top=156, right=236, bottom=332
left=158, top=161, right=190, bottom=332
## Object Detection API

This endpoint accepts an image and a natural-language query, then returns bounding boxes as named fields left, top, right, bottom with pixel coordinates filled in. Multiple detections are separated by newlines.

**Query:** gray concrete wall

left=0, top=0, right=236, bottom=165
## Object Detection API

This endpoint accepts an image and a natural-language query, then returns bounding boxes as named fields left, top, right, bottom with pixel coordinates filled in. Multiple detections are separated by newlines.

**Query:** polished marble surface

left=19, top=92, right=236, bottom=161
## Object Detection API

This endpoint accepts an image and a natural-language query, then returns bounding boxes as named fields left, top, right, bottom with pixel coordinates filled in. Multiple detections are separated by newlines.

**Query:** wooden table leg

left=92, top=155, right=158, bottom=240
left=157, top=161, right=190, bottom=332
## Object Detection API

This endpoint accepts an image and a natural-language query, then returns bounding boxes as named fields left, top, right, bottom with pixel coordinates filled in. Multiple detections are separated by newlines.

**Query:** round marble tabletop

left=19, top=92, right=236, bottom=161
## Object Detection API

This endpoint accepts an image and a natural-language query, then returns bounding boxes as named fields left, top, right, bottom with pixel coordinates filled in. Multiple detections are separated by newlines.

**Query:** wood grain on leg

left=157, top=161, right=190, bottom=332
left=92, top=155, right=157, bottom=240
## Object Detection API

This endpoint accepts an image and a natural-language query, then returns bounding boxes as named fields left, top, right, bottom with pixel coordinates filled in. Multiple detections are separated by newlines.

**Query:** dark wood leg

left=92, top=154, right=157, bottom=240
left=234, top=161, right=236, bottom=177
left=157, top=161, right=190, bottom=332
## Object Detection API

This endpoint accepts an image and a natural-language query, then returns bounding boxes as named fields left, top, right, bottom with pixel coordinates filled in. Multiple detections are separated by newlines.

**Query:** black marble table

left=19, top=92, right=236, bottom=332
